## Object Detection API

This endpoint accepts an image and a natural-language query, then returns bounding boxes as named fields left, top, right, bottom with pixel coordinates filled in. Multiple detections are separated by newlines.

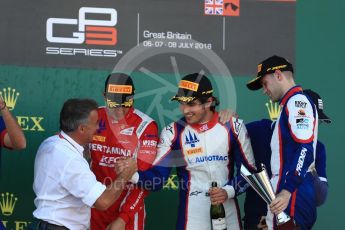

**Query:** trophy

left=240, top=164, right=291, bottom=225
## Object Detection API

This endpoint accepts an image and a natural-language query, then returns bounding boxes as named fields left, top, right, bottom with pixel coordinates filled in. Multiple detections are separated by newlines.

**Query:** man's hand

left=116, top=158, right=137, bottom=181
left=0, top=94, right=26, bottom=149
left=0, top=95, right=6, bottom=110
left=257, top=216, right=268, bottom=229
left=218, top=109, right=238, bottom=124
left=269, top=189, right=291, bottom=215
left=209, top=187, right=228, bottom=205
left=107, top=217, right=126, bottom=230
left=114, top=157, right=129, bottom=174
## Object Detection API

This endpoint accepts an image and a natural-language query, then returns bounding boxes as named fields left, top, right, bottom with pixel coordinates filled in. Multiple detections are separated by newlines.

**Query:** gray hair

left=59, top=98, right=98, bottom=133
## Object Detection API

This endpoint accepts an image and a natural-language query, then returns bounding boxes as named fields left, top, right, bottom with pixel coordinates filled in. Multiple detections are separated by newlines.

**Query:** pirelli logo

left=186, top=147, right=203, bottom=155
left=179, top=80, right=199, bottom=92
left=107, top=84, right=132, bottom=94
left=93, top=135, right=106, bottom=142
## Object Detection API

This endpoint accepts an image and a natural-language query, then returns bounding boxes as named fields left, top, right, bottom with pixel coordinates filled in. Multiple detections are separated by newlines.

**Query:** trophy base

left=276, top=212, right=291, bottom=226
left=277, top=219, right=299, bottom=230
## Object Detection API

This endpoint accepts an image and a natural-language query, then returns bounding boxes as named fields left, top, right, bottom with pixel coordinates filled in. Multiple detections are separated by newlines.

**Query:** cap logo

left=107, top=84, right=132, bottom=94
left=257, top=64, right=262, bottom=73
left=173, top=96, right=195, bottom=102
left=267, top=64, right=288, bottom=72
left=202, top=89, right=213, bottom=95
left=179, top=80, right=199, bottom=92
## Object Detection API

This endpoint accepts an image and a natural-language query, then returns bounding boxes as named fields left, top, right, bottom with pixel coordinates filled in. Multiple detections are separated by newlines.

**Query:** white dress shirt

left=33, top=131, right=106, bottom=230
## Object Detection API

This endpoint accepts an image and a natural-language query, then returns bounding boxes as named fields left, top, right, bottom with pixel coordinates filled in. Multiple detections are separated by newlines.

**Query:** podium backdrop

left=1, top=0, right=343, bottom=229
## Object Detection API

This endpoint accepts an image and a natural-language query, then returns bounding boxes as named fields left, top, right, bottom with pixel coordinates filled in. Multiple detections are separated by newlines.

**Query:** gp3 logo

left=46, top=7, right=117, bottom=45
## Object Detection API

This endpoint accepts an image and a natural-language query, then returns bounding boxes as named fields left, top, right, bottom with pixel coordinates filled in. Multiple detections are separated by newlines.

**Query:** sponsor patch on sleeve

left=295, top=100, right=307, bottom=108
left=231, top=117, right=243, bottom=136
left=165, top=124, right=174, bottom=134
left=288, top=95, right=315, bottom=140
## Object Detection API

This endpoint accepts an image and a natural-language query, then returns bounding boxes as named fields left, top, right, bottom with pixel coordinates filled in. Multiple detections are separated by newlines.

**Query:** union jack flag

left=204, top=0, right=240, bottom=16
left=204, top=0, right=224, bottom=15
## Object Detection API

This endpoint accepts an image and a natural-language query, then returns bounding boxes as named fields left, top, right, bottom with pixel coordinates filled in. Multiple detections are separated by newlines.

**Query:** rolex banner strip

left=240, top=164, right=291, bottom=225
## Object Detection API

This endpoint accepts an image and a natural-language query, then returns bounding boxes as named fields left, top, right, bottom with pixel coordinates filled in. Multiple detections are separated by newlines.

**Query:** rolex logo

left=0, top=87, right=20, bottom=111
left=265, top=100, right=281, bottom=121
left=0, top=193, right=18, bottom=216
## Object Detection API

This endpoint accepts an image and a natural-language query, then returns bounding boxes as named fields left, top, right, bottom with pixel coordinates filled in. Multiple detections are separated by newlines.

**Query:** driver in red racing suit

left=90, top=73, right=158, bottom=230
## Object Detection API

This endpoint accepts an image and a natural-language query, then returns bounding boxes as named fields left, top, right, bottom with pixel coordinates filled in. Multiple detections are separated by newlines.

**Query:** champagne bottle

left=210, top=181, right=227, bottom=230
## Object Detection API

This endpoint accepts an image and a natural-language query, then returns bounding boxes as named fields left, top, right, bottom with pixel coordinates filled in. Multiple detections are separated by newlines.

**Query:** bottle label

left=211, top=218, right=226, bottom=230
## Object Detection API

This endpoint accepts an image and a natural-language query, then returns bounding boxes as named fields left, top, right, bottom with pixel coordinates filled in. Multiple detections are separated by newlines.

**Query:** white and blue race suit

left=244, top=119, right=327, bottom=229
left=131, top=112, right=256, bottom=230
left=267, top=86, right=318, bottom=230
